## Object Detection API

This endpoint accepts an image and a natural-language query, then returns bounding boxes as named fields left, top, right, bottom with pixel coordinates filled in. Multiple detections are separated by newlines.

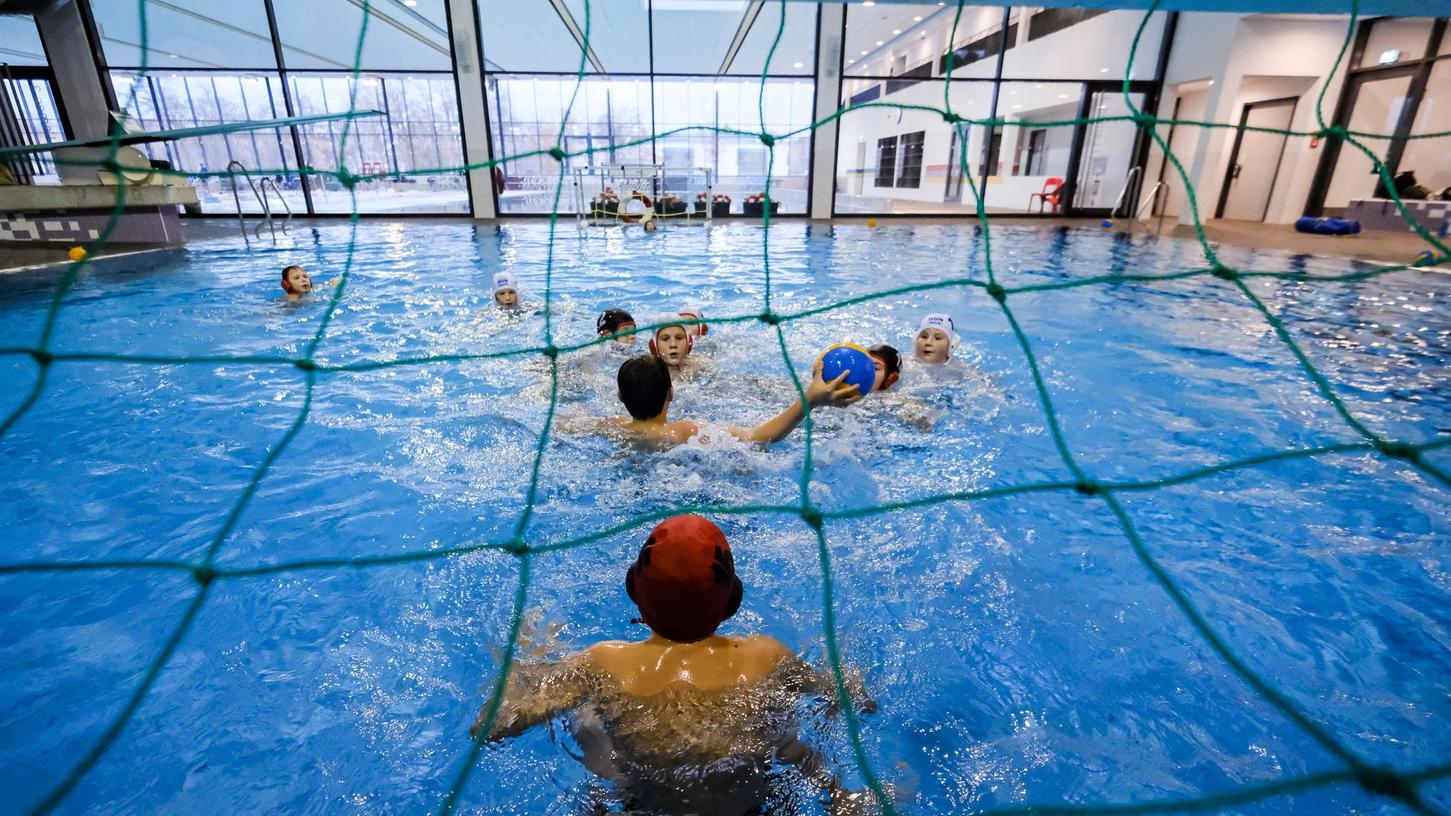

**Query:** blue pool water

left=1, top=222, right=1448, bottom=814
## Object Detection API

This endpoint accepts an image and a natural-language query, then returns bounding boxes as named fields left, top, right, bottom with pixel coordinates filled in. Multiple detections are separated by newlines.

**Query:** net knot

left=542, top=345, right=559, bottom=360
left=985, top=283, right=1007, bottom=303
left=1210, top=265, right=1238, bottom=282
left=759, top=133, right=775, bottom=147
left=335, top=168, right=358, bottom=190
left=942, top=112, right=963, bottom=124
left=758, top=311, right=780, bottom=326
left=800, top=508, right=823, bottom=530
left=1374, top=440, right=1420, bottom=463
left=1355, top=765, right=1415, bottom=800
left=501, top=538, right=529, bottom=556
left=30, top=349, right=53, bottom=367
left=1074, top=479, right=1101, bottom=496
left=1325, top=125, right=1348, bottom=139
left=191, top=565, right=217, bottom=586
left=547, top=146, right=567, bottom=162
left=294, top=359, right=317, bottom=372
left=1132, top=111, right=1155, bottom=125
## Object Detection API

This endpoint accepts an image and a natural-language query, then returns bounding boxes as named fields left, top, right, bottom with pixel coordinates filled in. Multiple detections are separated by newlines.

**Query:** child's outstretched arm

left=730, top=365, right=861, bottom=444
left=470, top=652, right=596, bottom=740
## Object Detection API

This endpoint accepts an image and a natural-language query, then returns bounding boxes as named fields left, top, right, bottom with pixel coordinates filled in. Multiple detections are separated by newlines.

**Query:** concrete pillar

left=447, top=0, right=497, bottom=219
left=809, top=3, right=845, bottom=219
left=34, top=1, right=113, bottom=140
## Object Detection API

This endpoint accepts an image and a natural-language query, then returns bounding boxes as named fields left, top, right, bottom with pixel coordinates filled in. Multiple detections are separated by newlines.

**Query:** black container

left=712, top=201, right=731, bottom=218
left=742, top=200, right=778, bottom=218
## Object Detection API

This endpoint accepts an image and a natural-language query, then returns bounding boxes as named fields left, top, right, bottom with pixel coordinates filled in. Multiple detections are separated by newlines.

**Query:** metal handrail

left=257, top=176, right=291, bottom=236
left=1111, top=166, right=1142, bottom=218
left=1136, top=180, right=1169, bottom=235
left=225, top=160, right=282, bottom=242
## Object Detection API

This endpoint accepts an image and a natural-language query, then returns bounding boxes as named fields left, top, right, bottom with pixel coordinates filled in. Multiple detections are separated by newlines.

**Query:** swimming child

left=867, top=344, right=901, bottom=392
left=610, top=355, right=859, bottom=447
left=279, top=265, right=341, bottom=302
left=597, top=308, right=638, bottom=345
left=649, top=309, right=708, bottom=369
left=471, top=514, right=879, bottom=813
left=492, top=271, right=520, bottom=309
left=913, top=313, right=957, bottom=364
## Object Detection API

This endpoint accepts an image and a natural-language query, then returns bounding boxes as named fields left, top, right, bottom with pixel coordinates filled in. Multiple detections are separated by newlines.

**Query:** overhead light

left=847, top=59, right=856, bottom=64
left=403, top=0, right=417, bottom=5
left=861, top=50, right=869, bottom=55
left=168, top=53, right=179, bottom=58
left=1012, top=104, right=1022, bottom=109
left=862, top=0, right=875, bottom=5
left=919, top=31, right=926, bottom=38
left=1099, top=67, right=1109, bottom=72
left=913, top=15, right=922, bottom=21
left=1009, top=90, right=1017, bottom=95
left=892, top=29, right=901, bottom=35
left=875, top=40, right=883, bottom=46
left=1057, top=93, right=1069, bottom=99
left=793, top=61, right=803, bottom=68
left=1207, top=79, right=1215, bottom=85
left=1035, top=83, right=1044, bottom=88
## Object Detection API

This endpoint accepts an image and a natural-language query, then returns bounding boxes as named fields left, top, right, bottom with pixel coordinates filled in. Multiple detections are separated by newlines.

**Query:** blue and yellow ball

left=818, top=343, right=876, bottom=395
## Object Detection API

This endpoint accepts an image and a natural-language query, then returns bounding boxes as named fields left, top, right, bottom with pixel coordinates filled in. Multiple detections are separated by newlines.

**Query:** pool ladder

left=226, top=160, right=292, bottom=242
left=1111, top=166, right=1170, bottom=235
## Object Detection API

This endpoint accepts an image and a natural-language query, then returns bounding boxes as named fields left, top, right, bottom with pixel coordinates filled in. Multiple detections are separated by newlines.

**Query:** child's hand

left=806, top=362, right=862, bottom=408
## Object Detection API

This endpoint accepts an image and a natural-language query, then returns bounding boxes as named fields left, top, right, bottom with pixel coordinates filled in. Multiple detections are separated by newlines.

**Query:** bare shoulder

left=734, top=633, right=795, bottom=664
left=668, top=419, right=700, bottom=442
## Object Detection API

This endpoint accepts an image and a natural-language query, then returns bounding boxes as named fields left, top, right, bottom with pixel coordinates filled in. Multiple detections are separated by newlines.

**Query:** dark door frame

left=1214, top=95, right=1298, bottom=221
left=1062, top=79, right=1156, bottom=217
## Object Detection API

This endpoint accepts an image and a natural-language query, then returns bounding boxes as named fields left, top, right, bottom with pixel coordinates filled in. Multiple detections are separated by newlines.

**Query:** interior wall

left=1151, top=13, right=1352, bottom=225
left=1155, top=85, right=1209, bottom=219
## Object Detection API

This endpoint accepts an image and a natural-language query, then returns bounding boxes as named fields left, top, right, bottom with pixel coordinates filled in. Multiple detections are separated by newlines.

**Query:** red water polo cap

left=625, top=514, right=742, bottom=643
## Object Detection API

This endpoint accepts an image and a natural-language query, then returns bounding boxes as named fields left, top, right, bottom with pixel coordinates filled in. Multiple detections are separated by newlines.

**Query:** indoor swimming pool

left=1, top=222, right=1447, bottom=814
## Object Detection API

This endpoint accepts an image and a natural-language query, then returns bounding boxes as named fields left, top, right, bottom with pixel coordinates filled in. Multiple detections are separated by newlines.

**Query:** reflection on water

left=0, top=223, right=1447, bottom=814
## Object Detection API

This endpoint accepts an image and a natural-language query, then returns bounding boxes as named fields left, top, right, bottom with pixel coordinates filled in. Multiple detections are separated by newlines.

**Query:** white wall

left=1148, top=14, right=1352, bottom=225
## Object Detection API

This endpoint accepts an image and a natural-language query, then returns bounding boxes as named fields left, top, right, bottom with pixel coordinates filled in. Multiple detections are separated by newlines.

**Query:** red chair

left=1028, top=177, right=1064, bottom=213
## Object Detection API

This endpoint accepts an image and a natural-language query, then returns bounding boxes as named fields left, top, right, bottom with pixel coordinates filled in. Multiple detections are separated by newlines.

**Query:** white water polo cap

left=492, top=271, right=519, bottom=294
left=918, top=313, right=958, bottom=343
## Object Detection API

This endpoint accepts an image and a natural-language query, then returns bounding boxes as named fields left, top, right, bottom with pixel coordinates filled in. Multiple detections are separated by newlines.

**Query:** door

left=853, top=141, right=865, bottom=194
left=944, top=124, right=964, bottom=202
left=1217, top=97, right=1296, bottom=221
left=1071, top=89, right=1147, bottom=212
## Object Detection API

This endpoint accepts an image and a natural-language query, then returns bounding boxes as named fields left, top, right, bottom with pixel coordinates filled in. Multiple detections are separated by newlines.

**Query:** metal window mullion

left=263, top=0, right=314, bottom=213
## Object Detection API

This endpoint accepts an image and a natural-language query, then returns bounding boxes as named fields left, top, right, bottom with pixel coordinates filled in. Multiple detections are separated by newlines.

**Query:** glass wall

left=91, top=0, right=465, bottom=214
left=835, top=3, right=1164, bottom=215
left=289, top=73, right=466, bottom=213
left=0, top=15, right=65, bottom=185
left=1313, top=16, right=1447, bottom=214
left=478, top=0, right=817, bottom=214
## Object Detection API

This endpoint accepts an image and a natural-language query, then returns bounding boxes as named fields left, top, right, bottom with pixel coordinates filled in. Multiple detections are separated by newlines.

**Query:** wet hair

left=280, top=265, right=305, bottom=293
left=617, top=355, right=672, bottom=420
left=868, top=344, right=902, bottom=377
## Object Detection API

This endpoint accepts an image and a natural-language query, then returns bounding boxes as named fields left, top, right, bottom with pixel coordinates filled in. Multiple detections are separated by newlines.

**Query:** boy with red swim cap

left=471, top=515, right=879, bottom=813
left=648, top=308, right=708, bottom=369
left=278, top=264, right=341, bottom=302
